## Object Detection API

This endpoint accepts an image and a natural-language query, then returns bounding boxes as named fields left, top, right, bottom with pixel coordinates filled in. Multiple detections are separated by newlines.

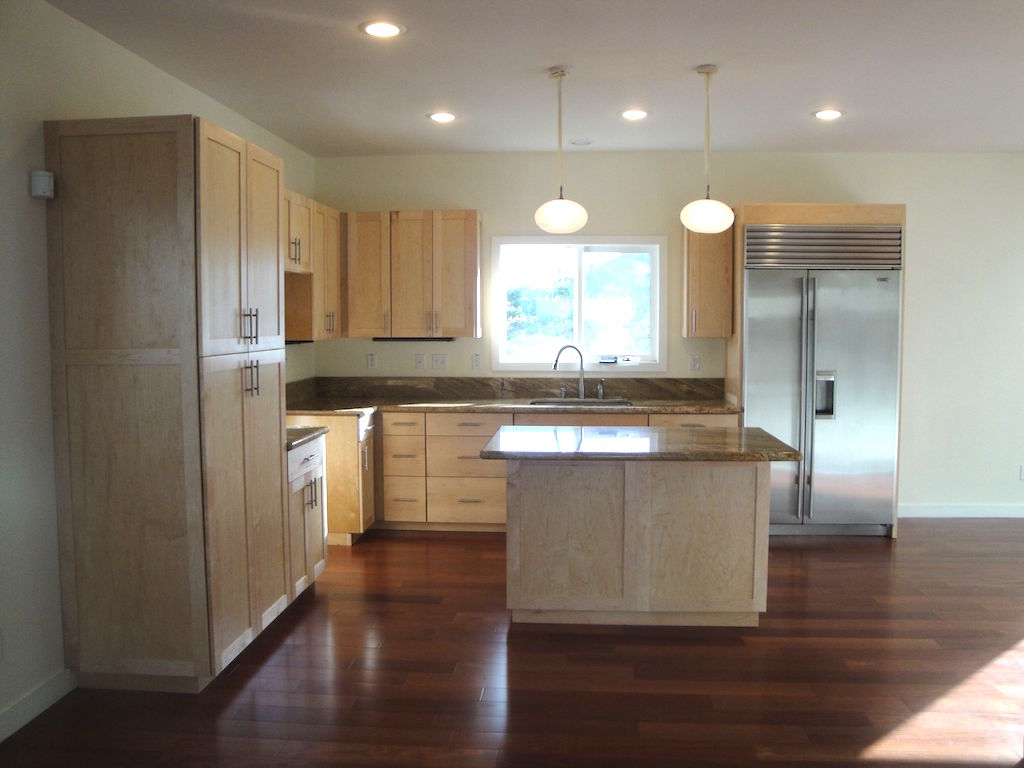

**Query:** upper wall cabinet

left=682, top=224, right=733, bottom=338
left=285, top=199, right=342, bottom=342
left=284, top=190, right=313, bottom=274
left=197, top=120, right=285, bottom=355
left=345, top=209, right=480, bottom=339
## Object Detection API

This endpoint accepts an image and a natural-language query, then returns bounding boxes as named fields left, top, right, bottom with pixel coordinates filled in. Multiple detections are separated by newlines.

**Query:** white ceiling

left=46, top=0, right=1024, bottom=157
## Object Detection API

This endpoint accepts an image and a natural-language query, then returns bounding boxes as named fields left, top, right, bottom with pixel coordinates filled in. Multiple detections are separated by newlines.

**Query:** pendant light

left=535, top=65, right=588, bottom=234
left=680, top=64, right=734, bottom=234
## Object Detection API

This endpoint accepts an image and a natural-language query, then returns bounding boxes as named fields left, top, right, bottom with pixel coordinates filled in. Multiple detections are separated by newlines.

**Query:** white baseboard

left=899, top=504, right=1024, bottom=519
left=0, top=668, right=76, bottom=742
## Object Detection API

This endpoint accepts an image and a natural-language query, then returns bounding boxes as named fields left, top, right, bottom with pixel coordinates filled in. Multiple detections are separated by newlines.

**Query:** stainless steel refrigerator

left=742, top=225, right=902, bottom=534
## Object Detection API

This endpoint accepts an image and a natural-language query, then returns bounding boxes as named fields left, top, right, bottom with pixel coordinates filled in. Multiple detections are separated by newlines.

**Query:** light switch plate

left=431, top=353, right=448, bottom=370
left=366, top=352, right=377, bottom=369
left=414, top=353, right=425, bottom=370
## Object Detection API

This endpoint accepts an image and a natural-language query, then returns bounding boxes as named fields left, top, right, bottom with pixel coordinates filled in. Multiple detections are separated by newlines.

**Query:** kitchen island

left=480, top=425, right=799, bottom=627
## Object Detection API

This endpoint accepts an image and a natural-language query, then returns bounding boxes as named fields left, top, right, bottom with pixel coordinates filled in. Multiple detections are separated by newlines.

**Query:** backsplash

left=287, top=376, right=725, bottom=409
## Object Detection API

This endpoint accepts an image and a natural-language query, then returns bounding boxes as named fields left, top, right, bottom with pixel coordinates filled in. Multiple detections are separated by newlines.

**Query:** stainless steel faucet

left=553, top=344, right=585, bottom=399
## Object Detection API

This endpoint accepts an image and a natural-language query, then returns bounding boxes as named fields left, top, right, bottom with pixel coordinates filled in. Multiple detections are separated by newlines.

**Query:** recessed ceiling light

left=622, top=109, right=648, bottom=121
left=361, top=20, right=404, bottom=38
left=815, top=108, right=842, bottom=121
left=429, top=112, right=455, bottom=123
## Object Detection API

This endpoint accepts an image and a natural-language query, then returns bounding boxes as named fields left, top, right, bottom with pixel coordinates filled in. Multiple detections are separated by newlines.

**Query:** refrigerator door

left=806, top=270, right=900, bottom=525
left=743, top=269, right=806, bottom=524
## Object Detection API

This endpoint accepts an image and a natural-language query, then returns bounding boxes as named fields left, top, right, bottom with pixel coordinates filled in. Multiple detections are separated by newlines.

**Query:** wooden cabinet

left=45, top=115, right=287, bottom=692
left=287, top=412, right=375, bottom=544
left=649, top=413, right=740, bottom=428
left=285, top=200, right=342, bottom=341
left=287, top=434, right=327, bottom=598
left=425, top=413, right=510, bottom=524
left=345, top=209, right=479, bottom=338
left=683, top=224, right=733, bottom=338
left=380, top=412, right=427, bottom=522
left=512, top=413, right=649, bottom=427
left=284, top=190, right=313, bottom=274
left=198, top=120, right=285, bottom=356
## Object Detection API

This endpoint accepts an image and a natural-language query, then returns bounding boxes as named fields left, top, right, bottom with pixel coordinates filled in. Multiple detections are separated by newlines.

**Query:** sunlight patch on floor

left=860, top=638, right=1024, bottom=764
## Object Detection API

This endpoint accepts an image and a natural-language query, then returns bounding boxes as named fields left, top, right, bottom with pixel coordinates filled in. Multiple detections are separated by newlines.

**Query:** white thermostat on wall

left=29, top=170, right=54, bottom=199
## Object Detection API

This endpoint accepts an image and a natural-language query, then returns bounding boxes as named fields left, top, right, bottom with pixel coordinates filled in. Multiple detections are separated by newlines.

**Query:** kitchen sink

left=528, top=398, right=634, bottom=406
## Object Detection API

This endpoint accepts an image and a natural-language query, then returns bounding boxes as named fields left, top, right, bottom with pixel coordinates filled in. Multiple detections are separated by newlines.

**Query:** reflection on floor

left=2, top=519, right=1022, bottom=766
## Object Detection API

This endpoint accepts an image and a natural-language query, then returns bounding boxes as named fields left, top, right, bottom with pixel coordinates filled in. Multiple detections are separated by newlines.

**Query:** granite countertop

left=288, top=399, right=739, bottom=415
left=286, top=425, right=329, bottom=451
left=480, top=425, right=800, bottom=462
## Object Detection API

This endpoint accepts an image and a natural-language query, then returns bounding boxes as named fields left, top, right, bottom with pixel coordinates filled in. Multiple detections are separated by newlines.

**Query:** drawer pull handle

left=456, top=421, right=482, bottom=427
left=394, top=497, right=419, bottom=503
left=457, top=498, right=483, bottom=504
left=301, top=453, right=318, bottom=463
left=391, top=453, right=417, bottom=459
left=392, top=421, right=418, bottom=427
left=456, top=455, right=479, bottom=460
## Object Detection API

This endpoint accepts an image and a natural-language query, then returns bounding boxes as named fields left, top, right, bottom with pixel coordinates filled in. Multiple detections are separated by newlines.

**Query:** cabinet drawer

left=382, top=434, right=425, bottom=476
left=426, top=412, right=511, bottom=436
left=648, top=413, right=739, bottom=428
left=513, top=413, right=649, bottom=427
left=426, top=435, right=506, bottom=478
left=287, top=435, right=325, bottom=481
left=427, top=477, right=506, bottom=524
left=383, top=476, right=426, bottom=522
left=382, top=412, right=425, bottom=435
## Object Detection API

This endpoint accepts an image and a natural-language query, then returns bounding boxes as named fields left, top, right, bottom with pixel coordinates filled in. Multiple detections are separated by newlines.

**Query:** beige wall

left=309, top=152, right=1024, bottom=519
left=0, top=0, right=314, bottom=739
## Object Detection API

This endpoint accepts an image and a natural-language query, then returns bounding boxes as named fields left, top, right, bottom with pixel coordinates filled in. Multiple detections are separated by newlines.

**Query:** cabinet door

left=246, top=145, right=285, bottom=351
left=346, top=211, right=391, bottom=337
left=199, top=353, right=255, bottom=673
left=243, top=348, right=288, bottom=630
left=390, top=210, right=433, bottom=337
left=288, top=473, right=310, bottom=598
left=683, top=225, right=733, bottom=338
left=433, top=210, right=479, bottom=338
left=285, top=191, right=313, bottom=274
left=320, top=204, right=342, bottom=339
left=310, top=202, right=326, bottom=337
left=359, top=428, right=376, bottom=531
left=197, top=119, right=248, bottom=357
left=307, top=472, right=328, bottom=576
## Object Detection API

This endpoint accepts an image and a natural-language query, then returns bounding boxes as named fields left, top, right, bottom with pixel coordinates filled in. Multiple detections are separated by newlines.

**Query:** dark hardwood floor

left=3, top=519, right=1023, bottom=767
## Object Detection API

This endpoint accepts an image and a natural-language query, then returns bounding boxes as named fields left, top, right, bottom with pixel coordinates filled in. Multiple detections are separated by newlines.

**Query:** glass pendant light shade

left=536, top=66, right=587, bottom=234
left=680, top=197, right=734, bottom=233
left=681, top=64, right=733, bottom=234
left=535, top=196, right=589, bottom=233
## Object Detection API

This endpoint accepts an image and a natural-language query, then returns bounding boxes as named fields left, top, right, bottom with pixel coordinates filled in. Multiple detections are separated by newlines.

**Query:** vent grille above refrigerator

left=745, top=225, right=902, bottom=269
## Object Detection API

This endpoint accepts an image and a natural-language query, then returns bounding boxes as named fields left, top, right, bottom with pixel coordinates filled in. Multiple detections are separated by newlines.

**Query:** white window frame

left=490, top=235, right=668, bottom=373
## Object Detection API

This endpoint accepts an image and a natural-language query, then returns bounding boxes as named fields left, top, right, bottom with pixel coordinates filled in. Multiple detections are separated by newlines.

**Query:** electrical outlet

left=431, top=353, right=448, bottom=370
left=414, top=353, right=425, bottom=370
left=366, top=352, right=377, bottom=369
left=471, top=353, right=481, bottom=370
left=689, top=354, right=701, bottom=371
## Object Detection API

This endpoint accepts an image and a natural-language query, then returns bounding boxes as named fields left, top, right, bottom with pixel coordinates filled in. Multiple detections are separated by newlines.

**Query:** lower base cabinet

left=287, top=434, right=327, bottom=597
left=287, top=412, right=375, bottom=544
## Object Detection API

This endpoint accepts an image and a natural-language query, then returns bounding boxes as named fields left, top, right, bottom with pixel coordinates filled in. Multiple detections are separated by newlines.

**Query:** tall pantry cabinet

left=45, top=115, right=289, bottom=692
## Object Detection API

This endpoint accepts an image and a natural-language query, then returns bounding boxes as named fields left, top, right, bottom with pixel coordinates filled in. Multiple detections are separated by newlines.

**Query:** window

left=492, top=236, right=667, bottom=371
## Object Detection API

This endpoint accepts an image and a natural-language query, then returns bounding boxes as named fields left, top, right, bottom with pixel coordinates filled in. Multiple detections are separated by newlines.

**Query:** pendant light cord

left=703, top=68, right=712, bottom=200
left=555, top=69, right=565, bottom=199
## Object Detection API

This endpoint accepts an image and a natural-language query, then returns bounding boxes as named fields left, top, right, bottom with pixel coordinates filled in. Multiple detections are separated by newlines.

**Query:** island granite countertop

left=480, top=425, right=800, bottom=462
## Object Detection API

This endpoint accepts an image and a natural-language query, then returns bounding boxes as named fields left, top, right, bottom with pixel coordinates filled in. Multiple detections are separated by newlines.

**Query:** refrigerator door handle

left=815, top=372, right=836, bottom=419
left=804, top=277, right=817, bottom=520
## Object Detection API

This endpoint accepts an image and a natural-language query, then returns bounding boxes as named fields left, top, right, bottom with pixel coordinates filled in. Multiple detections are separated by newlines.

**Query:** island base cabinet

left=505, top=459, right=770, bottom=627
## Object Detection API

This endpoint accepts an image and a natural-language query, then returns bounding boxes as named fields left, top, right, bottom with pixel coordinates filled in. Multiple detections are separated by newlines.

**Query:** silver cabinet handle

left=253, top=359, right=260, bottom=396
left=691, top=309, right=697, bottom=334
left=434, top=310, right=439, bottom=334
left=393, top=497, right=418, bottom=503
left=291, top=237, right=301, bottom=264
left=456, top=455, right=479, bottom=460
left=457, top=421, right=482, bottom=427
left=253, top=307, right=259, bottom=345
left=391, top=453, right=416, bottom=459
left=301, top=453, right=318, bottom=463
left=362, top=443, right=369, bottom=471
left=392, top=421, right=417, bottom=427
left=244, top=361, right=256, bottom=397
left=457, top=498, right=483, bottom=504
left=426, top=310, right=431, bottom=334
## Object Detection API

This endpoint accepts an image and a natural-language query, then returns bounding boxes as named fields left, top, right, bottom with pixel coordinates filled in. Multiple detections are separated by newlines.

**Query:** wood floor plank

left=2, top=520, right=1023, bottom=766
